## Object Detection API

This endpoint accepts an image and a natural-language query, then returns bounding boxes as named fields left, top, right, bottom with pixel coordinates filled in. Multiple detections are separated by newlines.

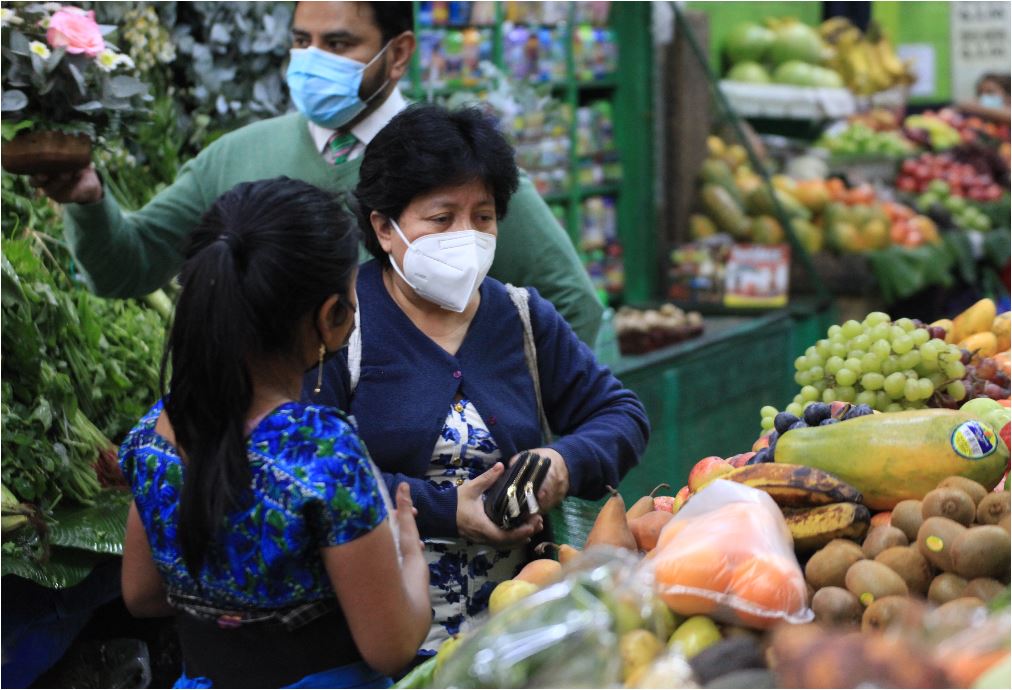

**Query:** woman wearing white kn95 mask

left=306, top=104, right=650, bottom=664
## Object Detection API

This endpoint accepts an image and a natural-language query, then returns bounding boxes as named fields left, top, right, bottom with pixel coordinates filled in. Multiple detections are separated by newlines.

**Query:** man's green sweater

left=65, top=112, right=603, bottom=345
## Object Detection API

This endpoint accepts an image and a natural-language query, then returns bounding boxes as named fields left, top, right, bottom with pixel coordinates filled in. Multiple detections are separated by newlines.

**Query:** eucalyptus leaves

left=1, top=3, right=151, bottom=142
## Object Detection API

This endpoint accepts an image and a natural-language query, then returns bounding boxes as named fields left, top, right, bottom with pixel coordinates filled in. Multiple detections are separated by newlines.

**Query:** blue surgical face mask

left=286, top=44, right=390, bottom=129
left=979, top=93, right=1005, bottom=109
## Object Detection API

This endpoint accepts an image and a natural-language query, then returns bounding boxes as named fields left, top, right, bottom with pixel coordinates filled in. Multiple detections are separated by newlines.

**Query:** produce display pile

left=400, top=304, right=1011, bottom=690
left=1, top=177, right=170, bottom=588
left=722, top=17, right=912, bottom=95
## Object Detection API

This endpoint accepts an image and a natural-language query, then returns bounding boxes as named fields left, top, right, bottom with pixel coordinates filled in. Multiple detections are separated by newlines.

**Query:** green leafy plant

left=1, top=2, right=152, bottom=141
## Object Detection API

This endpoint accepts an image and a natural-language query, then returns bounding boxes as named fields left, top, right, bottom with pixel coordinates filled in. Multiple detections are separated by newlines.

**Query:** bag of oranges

left=645, top=479, right=813, bottom=629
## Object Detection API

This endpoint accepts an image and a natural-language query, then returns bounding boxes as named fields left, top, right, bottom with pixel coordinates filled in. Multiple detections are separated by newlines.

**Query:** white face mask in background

left=387, top=218, right=496, bottom=313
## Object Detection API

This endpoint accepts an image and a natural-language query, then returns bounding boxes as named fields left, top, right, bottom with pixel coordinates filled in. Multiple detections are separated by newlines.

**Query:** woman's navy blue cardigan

left=311, top=260, right=650, bottom=538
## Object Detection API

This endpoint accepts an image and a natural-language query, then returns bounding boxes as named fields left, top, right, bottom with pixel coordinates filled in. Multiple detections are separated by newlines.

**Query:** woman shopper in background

left=313, top=104, right=650, bottom=656
left=118, top=177, right=431, bottom=688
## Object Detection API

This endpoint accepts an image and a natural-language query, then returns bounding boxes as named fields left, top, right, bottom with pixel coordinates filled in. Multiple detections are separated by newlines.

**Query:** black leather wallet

left=484, top=451, right=551, bottom=530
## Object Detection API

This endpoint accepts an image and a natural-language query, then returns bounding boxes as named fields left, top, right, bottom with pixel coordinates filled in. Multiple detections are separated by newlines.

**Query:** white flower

left=115, top=53, right=135, bottom=70
left=96, top=49, right=118, bottom=72
left=43, top=2, right=63, bottom=11
left=1, top=8, right=23, bottom=26
left=29, top=41, right=51, bottom=59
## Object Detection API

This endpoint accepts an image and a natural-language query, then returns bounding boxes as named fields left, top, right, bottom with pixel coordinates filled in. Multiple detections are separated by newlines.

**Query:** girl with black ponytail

left=117, top=177, right=431, bottom=688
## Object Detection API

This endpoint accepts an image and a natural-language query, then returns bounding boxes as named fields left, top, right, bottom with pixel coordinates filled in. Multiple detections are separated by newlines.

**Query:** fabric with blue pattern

left=118, top=400, right=387, bottom=610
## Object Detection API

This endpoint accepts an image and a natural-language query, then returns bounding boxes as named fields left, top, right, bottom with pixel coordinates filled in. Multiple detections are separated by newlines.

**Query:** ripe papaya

left=774, top=410, right=1009, bottom=510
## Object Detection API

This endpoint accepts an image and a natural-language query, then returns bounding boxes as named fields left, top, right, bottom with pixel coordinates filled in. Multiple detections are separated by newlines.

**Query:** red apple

left=653, top=495, right=675, bottom=513
left=1000, top=421, right=1010, bottom=452
left=727, top=452, right=756, bottom=468
left=671, top=485, right=691, bottom=513
left=687, top=456, right=734, bottom=493
left=752, top=434, right=772, bottom=452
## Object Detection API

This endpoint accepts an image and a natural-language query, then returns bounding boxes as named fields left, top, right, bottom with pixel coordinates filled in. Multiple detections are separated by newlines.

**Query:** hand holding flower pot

left=1, top=4, right=152, bottom=176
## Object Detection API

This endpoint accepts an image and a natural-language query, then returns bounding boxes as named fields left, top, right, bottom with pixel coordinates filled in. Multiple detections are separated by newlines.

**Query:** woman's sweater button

left=452, top=370, right=462, bottom=379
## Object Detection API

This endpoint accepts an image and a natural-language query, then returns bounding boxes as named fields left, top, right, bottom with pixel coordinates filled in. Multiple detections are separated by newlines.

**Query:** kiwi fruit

left=861, top=595, right=922, bottom=634
left=936, top=476, right=988, bottom=506
left=875, top=546, right=933, bottom=596
left=804, top=541, right=865, bottom=590
left=811, top=586, right=862, bottom=627
left=976, top=491, right=1011, bottom=525
left=923, top=597, right=987, bottom=639
left=1000, top=513, right=1011, bottom=535
left=921, top=488, right=976, bottom=526
left=928, top=573, right=968, bottom=604
left=862, top=525, right=908, bottom=559
left=845, top=560, right=908, bottom=607
left=950, top=525, right=1011, bottom=581
left=962, top=577, right=1007, bottom=603
left=917, top=516, right=968, bottom=571
left=890, top=500, right=924, bottom=542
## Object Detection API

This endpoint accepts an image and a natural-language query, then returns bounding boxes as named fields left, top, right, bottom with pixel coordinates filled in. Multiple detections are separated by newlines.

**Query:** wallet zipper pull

left=505, top=485, right=520, bottom=521
left=524, top=481, right=539, bottom=515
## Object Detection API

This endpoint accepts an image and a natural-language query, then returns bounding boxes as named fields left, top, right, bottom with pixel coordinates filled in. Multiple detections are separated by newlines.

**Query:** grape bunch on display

left=780, top=312, right=975, bottom=421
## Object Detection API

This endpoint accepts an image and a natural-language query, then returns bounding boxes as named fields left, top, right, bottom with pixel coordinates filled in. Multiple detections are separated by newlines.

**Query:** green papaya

left=775, top=409, right=1009, bottom=510
left=700, top=184, right=749, bottom=238
left=699, top=158, right=744, bottom=205
left=746, top=186, right=812, bottom=221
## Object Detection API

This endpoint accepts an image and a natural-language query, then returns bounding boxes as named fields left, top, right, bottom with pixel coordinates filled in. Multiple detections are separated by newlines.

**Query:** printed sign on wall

left=950, top=1, right=1011, bottom=102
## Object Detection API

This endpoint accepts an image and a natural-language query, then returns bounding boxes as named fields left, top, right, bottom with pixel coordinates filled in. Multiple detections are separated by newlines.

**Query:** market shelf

left=579, top=183, right=621, bottom=198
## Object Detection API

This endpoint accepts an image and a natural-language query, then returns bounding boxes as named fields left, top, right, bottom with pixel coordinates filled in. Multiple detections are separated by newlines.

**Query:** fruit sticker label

left=951, top=421, right=998, bottom=460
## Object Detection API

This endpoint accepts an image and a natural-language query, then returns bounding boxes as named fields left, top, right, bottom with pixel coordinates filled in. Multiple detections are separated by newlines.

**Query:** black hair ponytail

left=161, top=178, right=359, bottom=576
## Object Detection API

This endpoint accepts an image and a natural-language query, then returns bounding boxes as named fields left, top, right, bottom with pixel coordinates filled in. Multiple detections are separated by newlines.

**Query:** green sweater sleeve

left=63, top=155, right=211, bottom=298
left=491, top=173, right=603, bottom=346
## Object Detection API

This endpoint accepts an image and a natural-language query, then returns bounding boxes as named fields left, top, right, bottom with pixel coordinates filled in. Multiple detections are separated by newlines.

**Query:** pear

left=488, top=579, right=538, bottom=615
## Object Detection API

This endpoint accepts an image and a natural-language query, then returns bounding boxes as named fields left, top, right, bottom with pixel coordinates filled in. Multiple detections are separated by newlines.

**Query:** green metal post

left=612, top=2, right=656, bottom=304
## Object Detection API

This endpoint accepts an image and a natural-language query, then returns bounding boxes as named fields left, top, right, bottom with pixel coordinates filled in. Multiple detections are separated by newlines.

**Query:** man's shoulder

left=207, top=112, right=307, bottom=151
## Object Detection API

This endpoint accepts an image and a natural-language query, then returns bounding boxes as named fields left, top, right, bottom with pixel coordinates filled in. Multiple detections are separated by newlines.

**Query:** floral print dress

left=419, top=397, right=526, bottom=654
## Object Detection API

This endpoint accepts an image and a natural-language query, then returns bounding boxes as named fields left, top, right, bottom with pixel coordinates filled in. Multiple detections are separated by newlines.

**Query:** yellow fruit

left=861, top=219, right=889, bottom=250
left=488, top=579, right=538, bottom=615
left=782, top=502, right=871, bottom=553
left=950, top=298, right=996, bottom=344
left=959, top=331, right=999, bottom=359
left=775, top=410, right=1009, bottom=510
left=772, top=174, right=798, bottom=195
left=689, top=213, right=718, bottom=240
left=435, top=634, right=463, bottom=674
left=722, top=463, right=863, bottom=507
left=706, top=135, right=726, bottom=157
left=668, top=615, right=722, bottom=659
left=993, top=312, right=1010, bottom=352
left=619, top=629, right=665, bottom=682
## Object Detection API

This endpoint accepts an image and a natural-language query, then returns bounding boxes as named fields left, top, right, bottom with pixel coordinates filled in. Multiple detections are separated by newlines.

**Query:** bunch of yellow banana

left=819, top=17, right=914, bottom=95
left=722, top=463, right=869, bottom=552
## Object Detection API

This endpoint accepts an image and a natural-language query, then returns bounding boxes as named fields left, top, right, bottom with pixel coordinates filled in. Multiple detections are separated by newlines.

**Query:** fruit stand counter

left=557, top=310, right=799, bottom=546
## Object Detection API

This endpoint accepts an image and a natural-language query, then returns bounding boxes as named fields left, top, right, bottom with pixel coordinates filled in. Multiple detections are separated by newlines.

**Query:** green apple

left=928, top=180, right=950, bottom=196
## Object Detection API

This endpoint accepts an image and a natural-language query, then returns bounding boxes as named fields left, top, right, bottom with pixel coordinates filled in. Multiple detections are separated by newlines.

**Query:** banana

left=820, top=16, right=855, bottom=42
left=722, top=463, right=863, bottom=508
left=782, top=502, right=871, bottom=553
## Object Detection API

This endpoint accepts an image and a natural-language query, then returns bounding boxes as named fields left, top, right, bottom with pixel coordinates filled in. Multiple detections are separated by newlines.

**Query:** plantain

left=723, top=463, right=863, bottom=508
left=820, top=16, right=855, bottom=42
left=783, top=502, right=871, bottom=553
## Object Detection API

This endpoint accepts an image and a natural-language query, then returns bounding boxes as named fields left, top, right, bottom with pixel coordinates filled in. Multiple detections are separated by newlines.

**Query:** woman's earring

left=313, top=344, right=326, bottom=395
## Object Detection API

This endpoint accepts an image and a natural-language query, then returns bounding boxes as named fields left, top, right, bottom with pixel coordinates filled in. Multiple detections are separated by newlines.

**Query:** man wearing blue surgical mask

left=31, top=2, right=604, bottom=348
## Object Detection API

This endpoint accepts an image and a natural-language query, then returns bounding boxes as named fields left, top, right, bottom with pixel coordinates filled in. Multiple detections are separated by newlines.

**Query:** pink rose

left=46, top=7, right=104, bottom=57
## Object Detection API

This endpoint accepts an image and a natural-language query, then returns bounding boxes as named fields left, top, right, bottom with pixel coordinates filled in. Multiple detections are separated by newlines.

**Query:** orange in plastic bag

left=645, top=479, right=813, bottom=629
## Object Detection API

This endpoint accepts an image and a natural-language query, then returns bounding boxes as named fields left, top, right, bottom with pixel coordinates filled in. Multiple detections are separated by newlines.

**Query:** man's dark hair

left=977, top=72, right=1011, bottom=97
left=354, top=104, right=520, bottom=266
left=367, top=1, right=413, bottom=42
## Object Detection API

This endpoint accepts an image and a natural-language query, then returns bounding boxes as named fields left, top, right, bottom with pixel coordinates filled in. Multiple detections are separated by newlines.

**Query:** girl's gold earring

left=313, top=344, right=326, bottom=395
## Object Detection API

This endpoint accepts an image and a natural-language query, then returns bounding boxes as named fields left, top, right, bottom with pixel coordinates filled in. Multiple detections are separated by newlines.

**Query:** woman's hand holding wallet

left=456, top=463, right=543, bottom=548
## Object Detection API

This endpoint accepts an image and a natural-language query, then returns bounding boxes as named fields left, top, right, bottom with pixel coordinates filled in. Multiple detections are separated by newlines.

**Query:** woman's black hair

left=161, top=177, right=359, bottom=576
left=354, top=104, right=520, bottom=265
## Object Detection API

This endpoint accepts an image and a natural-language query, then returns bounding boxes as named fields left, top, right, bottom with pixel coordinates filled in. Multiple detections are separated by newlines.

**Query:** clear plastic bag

left=434, top=548, right=667, bottom=688
left=644, top=479, right=813, bottom=629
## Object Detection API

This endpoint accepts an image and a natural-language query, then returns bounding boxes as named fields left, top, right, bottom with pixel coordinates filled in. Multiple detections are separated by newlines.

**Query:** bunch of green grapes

left=781, top=312, right=966, bottom=419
